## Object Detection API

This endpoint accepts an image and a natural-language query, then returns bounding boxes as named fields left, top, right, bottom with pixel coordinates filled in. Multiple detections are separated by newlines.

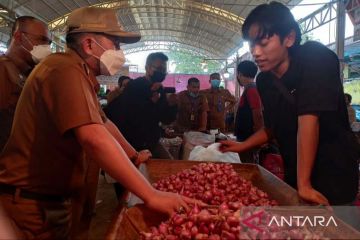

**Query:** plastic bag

left=160, top=137, right=183, bottom=159
left=183, top=131, right=215, bottom=146
left=104, top=172, right=116, bottom=184
left=159, top=137, right=183, bottom=147
left=182, top=131, right=216, bottom=160
left=189, top=143, right=241, bottom=163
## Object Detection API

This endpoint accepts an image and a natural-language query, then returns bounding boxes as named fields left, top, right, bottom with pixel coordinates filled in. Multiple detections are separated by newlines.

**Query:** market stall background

left=1, top=1, right=360, bottom=104
left=0, top=0, right=359, bottom=239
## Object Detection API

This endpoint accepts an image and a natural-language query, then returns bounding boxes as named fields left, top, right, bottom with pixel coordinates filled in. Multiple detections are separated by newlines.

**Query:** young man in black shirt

left=221, top=2, right=359, bottom=206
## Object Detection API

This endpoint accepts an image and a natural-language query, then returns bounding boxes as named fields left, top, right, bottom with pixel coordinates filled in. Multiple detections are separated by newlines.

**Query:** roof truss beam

left=49, top=0, right=244, bottom=34
left=125, top=34, right=223, bottom=57
left=125, top=25, right=235, bottom=50
left=123, top=40, right=218, bottom=57
left=298, top=1, right=337, bottom=34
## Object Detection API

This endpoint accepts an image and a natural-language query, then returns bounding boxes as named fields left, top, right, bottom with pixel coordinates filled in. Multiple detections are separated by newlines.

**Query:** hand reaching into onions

left=145, top=190, right=206, bottom=216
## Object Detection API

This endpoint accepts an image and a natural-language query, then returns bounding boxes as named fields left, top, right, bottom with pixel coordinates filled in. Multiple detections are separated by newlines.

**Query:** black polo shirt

left=257, top=41, right=359, bottom=205
left=108, top=77, right=177, bottom=152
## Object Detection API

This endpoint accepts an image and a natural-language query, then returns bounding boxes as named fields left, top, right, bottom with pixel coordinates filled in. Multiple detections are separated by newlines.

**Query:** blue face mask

left=211, top=79, right=221, bottom=88
left=189, top=92, right=199, bottom=98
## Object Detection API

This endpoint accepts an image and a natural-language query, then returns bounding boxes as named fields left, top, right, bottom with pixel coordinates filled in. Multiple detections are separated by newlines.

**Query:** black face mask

left=150, top=70, right=166, bottom=83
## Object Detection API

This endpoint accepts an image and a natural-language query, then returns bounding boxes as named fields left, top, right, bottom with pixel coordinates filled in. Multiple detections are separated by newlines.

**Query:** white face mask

left=99, top=49, right=125, bottom=76
left=92, top=40, right=125, bottom=76
left=22, top=34, right=52, bottom=64
left=30, top=44, right=52, bottom=63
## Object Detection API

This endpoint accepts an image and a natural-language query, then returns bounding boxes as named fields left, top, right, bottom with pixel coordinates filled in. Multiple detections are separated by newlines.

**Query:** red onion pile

left=140, top=163, right=327, bottom=239
left=141, top=163, right=330, bottom=240
left=140, top=204, right=327, bottom=240
left=152, top=163, right=277, bottom=206
left=141, top=204, right=244, bottom=240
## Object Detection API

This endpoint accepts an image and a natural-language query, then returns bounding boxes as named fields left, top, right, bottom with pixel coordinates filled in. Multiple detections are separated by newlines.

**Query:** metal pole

left=235, top=54, right=240, bottom=99
left=336, top=0, right=346, bottom=81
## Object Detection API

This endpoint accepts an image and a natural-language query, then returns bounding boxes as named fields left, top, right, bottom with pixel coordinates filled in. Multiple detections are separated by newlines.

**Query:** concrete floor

left=87, top=175, right=119, bottom=240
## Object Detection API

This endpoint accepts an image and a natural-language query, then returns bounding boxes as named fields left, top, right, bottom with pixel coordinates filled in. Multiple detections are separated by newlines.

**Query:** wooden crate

left=108, top=205, right=360, bottom=240
left=105, top=160, right=360, bottom=239
left=138, top=160, right=302, bottom=205
left=106, top=205, right=167, bottom=240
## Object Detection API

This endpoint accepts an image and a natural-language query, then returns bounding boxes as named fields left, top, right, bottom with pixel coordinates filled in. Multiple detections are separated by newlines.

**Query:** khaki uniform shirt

left=0, top=49, right=104, bottom=196
left=0, top=56, right=26, bottom=150
left=347, top=105, right=356, bottom=124
left=201, top=88, right=236, bottom=131
left=176, top=90, right=209, bottom=132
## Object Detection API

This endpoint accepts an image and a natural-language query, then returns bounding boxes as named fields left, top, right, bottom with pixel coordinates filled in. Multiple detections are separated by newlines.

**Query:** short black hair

left=242, top=1, right=301, bottom=54
left=188, top=77, right=199, bottom=85
left=118, top=75, right=131, bottom=87
left=210, top=73, right=220, bottom=79
left=345, top=93, right=352, bottom=103
left=11, top=16, right=41, bottom=36
left=145, top=52, right=168, bottom=67
left=237, top=60, right=258, bottom=78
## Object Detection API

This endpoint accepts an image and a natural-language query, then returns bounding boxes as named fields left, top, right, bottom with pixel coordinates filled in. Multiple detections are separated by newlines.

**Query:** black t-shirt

left=257, top=41, right=359, bottom=204
left=107, top=77, right=177, bottom=152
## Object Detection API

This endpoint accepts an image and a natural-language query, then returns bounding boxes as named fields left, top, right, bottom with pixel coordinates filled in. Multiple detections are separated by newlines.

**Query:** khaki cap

left=66, top=7, right=141, bottom=43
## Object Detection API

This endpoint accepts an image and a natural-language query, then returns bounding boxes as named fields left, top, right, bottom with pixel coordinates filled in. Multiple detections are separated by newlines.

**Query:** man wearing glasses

left=0, top=16, right=51, bottom=151
left=0, top=7, right=196, bottom=239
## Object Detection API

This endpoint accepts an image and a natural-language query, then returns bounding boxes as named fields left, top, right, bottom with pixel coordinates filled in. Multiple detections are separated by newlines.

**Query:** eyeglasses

left=21, top=31, right=52, bottom=45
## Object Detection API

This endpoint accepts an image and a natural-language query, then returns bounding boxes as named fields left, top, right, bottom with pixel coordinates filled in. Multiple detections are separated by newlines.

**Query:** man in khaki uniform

left=201, top=73, right=236, bottom=132
left=0, top=16, right=51, bottom=151
left=0, top=7, right=196, bottom=239
left=176, top=77, right=208, bottom=132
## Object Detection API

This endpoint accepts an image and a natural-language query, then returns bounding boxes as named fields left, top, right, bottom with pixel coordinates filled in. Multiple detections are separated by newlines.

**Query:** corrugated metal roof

left=0, top=0, right=301, bottom=57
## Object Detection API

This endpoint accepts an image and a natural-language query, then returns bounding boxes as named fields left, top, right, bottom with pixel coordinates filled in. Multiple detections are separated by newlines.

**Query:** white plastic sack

left=183, top=131, right=215, bottom=147
left=104, top=172, right=116, bottom=184
left=159, top=136, right=183, bottom=146
left=189, top=143, right=241, bottom=163
left=182, top=131, right=216, bottom=160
